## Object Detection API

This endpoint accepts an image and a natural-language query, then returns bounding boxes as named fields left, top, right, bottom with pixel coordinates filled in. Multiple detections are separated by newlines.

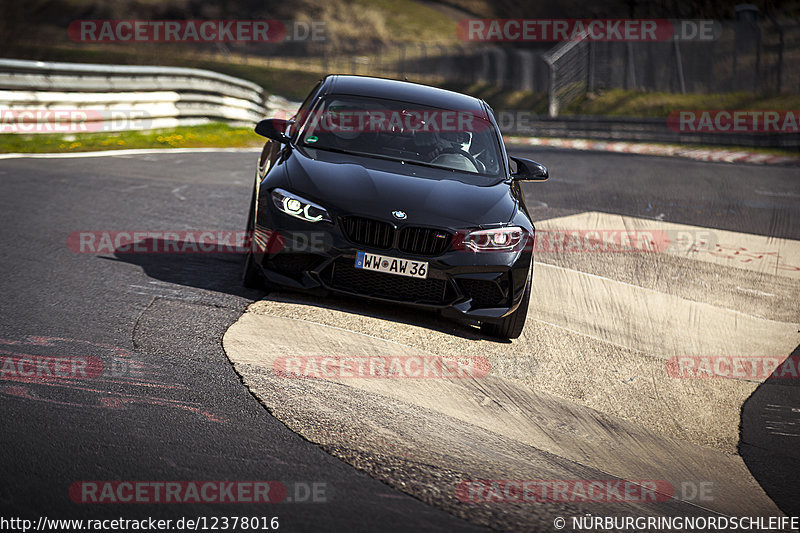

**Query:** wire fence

left=544, top=39, right=589, bottom=117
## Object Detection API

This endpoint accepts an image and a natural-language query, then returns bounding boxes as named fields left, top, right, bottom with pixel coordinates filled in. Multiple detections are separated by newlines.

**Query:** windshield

left=297, top=94, right=504, bottom=177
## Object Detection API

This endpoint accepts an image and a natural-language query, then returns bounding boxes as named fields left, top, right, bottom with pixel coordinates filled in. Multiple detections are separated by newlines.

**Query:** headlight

left=462, top=227, right=527, bottom=252
left=271, top=188, right=331, bottom=223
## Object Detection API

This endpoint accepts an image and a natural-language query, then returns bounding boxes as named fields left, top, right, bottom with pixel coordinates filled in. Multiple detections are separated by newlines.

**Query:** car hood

left=283, top=148, right=515, bottom=228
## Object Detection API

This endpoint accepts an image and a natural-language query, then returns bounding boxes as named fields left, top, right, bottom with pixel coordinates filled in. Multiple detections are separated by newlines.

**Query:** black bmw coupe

left=244, top=75, right=548, bottom=339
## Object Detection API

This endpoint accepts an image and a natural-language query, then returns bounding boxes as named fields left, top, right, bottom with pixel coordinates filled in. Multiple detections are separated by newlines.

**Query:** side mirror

left=510, top=156, right=548, bottom=181
left=255, top=118, right=289, bottom=143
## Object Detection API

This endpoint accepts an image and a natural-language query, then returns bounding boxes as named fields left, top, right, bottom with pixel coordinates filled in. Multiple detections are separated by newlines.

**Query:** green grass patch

left=0, top=123, right=264, bottom=154
left=196, top=62, right=323, bottom=101
left=350, top=0, right=459, bottom=43
left=560, top=90, right=800, bottom=117
left=440, top=82, right=550, bottom=113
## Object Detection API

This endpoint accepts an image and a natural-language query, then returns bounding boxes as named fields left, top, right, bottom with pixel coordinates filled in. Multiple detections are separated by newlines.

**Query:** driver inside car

left=310, top=101, right=371, bottom=151
left=429, top=131, right=481, bottom=173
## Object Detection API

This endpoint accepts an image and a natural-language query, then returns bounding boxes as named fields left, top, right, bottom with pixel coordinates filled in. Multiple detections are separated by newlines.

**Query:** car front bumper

left=252, top=211, right=533, bottom=324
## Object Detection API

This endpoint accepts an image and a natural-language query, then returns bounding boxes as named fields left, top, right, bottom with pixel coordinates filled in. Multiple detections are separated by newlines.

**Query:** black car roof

left=321, top=75, right=489, bottom=117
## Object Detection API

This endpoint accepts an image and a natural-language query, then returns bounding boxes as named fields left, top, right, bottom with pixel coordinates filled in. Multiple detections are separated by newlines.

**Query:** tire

left=481, top=264, right=532, bottom=340
left=242, top=184, right=266, bottom=290
left=243, top=251, right=265, bottom=289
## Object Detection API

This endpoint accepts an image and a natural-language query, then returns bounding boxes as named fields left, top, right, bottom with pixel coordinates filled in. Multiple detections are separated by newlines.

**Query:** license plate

left=355, top=251, right=428, bottom=279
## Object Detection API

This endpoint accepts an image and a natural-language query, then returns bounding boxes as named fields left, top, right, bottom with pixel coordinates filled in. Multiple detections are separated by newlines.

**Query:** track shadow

left=106, top=238, right=263, bottom=299
left=109, top=237, right=507, bottom=342
left=739, top=343, right=800, bottom=515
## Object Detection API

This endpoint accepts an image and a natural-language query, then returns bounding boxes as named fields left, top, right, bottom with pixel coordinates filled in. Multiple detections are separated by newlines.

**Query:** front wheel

left=243, top=183, right=266, bottom=290
left=481, top=265, right=532, bottom=340
left=242, top=251, right=265, bottom=289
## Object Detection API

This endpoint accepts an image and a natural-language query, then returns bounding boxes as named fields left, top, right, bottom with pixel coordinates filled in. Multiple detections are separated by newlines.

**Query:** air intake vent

left=398, top=226, right=451, bottom=256
left=340, top=216, right=394, bottom=249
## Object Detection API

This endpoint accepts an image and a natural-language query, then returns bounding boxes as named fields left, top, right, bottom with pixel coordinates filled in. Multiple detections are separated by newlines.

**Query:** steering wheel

left=437, top=147, right=483, bottom=172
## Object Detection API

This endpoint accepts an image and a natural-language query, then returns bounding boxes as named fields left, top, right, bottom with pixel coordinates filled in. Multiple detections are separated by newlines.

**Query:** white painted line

left=171, top=185, right=188, bottom=201
left=755, top=188, right=800, bottom=199
left=0, top=147, right=262, bottom=160
left=736, top=286, right=776, bottom=298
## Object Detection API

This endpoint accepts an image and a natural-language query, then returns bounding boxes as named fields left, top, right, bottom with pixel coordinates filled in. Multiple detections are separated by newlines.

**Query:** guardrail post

left=625, top=42, right=637, bottom=90
left=673, top=40, right=686, bottom=94
left=547, top=61, right=558, bottom=118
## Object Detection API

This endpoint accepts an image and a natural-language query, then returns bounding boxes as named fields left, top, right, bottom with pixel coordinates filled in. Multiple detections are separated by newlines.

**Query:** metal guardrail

left=0, top=58, right=270, bottom=133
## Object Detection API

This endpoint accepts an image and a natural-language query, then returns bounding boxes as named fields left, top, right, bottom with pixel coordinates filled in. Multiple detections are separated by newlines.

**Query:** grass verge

left=562, top=90, right=800, bottom=117
left=0, top=123, right=264, bottom=154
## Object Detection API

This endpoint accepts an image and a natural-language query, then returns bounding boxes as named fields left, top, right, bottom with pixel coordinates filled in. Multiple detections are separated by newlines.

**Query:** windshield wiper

left=302, top=144, right=495, bottom=177
left=301, top=144, right=391, bottom=163
left=383, top=154, right=493, bottom=176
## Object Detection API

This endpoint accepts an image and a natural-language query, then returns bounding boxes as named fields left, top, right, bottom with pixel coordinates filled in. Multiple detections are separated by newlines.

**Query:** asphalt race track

left=0, top=146, right=798, bottom=531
